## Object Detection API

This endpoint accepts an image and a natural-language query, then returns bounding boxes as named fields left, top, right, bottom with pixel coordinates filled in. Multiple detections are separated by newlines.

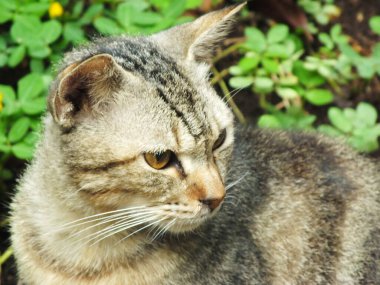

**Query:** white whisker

left=225, top=172, right=249, bottom=191
left=151, top=218, right=176, bottom=241
left=68, top=209, right=161, bottom=240
left=88, top=214, right=162, bottom=246
left=115, top=217, right=168, bottom=245
left=50, top=205, right=150, bottom=233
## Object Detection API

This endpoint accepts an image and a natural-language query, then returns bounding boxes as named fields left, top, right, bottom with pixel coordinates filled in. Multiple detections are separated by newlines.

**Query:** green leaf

left=278, top=75, right=298, bottom=86
left=373, top=43, right=380, bottom=59
left=356, top=58, right=376, bottom=79
left=238, top=54, right=260, bottom=72
left=330, top=24, right=348, bottom=44
left=356, top=102, right=377, bottom=127
left=348, top=135, right=379, bottom=153
left=229, top=76, right=254, bottom=88
left=295, top=114, right=317, bottom=129
left=369, top=16, right=380, bottom=35
left=229, top=66, right=243, bottom=76
left=72, top=1, right=84, bottom=18
left=276, top=87, right=298, bottom=99
left=254, top=77, right=274, bottom=94
left=244, top=28, right=266, bottom=53
left=0, top=53, right=7, bottom=67
left=23, top=132, right=39, bottom=146
left=133, top=12, right=163, bottom=26
left=0, top=84, right=17, bottom=116
left=64, top=23, right=85, bottom=43
left=8, top=117, right=31, bottom=143
left=305, top=89, right=334, bottom=106
left=0, top=144, right=11, bottom=154
left=163, top=0, right=186, bottom=19
left=21, top=97, right=46, bottom=115
left=0, top=8, right=12, bottom=24
left=262, top=58, right=279, bottom=73
left=318, top=33, right=334, bottom=50
left=318, top=124, right=344, bottom=137
left=8, top=45, right=26, bottom=67
left=78, top=4, right=103, bottom=25
left=42, top=20, right=62, bottom=44
left=12, top=143, right=34, bottom=160
left=258, top=114, right=281, bottom=129
left=116, top=3, right=135, bottom=29
left=30, top=59, right=45, bottom=73
left=328, top=107, right=352, bottom=133
left=11, top=16, right=42, bottom=45
left=18, top=73, right=45, bottom=100
left=186, top=0, right=202, bottom=9
left=27, top=43, right=51, bottom=59
left=94, top=17, right=124, bottom=35
left=264, top=44, right=289, bottom=59
left=267, top=24, right=289, bottom=44
left=18, top=3, right=49, bottom=16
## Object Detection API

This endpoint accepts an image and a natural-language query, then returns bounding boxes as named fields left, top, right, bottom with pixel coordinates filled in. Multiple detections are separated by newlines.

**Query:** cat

left=10, top=3, right=380, bottom=285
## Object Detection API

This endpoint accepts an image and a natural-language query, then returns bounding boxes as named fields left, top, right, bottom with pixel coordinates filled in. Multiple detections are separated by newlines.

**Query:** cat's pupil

left=156, top=152, right=168, bottom=162
left=144, top=151, right=172, bottom=170
left=213, top=129, right=227, bottom=150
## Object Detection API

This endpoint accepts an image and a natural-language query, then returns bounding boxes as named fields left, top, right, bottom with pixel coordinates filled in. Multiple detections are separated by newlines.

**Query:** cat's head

left=47, top=4, right=244, bottom=233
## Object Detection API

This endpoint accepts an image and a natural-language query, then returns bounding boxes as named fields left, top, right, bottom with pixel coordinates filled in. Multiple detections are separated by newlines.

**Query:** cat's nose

left=199, top=196, right=225, bottom=211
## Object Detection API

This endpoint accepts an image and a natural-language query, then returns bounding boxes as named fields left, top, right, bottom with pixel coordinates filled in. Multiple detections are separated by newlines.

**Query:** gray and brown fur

left=10, top=3, right=380, bottom=285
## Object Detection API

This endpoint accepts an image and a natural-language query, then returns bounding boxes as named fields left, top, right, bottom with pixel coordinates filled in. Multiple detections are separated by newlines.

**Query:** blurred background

left=0, top=0, right=379, bottom=283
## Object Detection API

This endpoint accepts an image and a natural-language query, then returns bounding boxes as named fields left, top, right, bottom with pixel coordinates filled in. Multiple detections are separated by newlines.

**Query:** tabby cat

left=10, top=3, right=380, bottom=285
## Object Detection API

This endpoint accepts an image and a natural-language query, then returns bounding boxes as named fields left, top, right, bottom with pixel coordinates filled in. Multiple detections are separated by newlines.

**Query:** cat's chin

left=166, top=218, right=208, bottom=233
left=163, top=206, right=221, bottom=234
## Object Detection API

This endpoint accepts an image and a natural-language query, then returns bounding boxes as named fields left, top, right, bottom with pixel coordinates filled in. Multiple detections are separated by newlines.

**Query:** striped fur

left=10, top=4, right=380, bottom=285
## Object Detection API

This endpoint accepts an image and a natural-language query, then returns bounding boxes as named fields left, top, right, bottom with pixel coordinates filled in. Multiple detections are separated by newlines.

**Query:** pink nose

left=199, top=196, right=225, bottom=211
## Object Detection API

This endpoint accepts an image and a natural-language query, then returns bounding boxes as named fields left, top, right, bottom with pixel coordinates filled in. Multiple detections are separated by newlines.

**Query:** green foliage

left=227, top=7, right=380, bottom=153
left=297, top=0, right=340, bottom=32
left=319, top=103, right=380, bottom=152
left=369, top=16, right=380, bottom=36
left=0, top=73, right=47, bottom=164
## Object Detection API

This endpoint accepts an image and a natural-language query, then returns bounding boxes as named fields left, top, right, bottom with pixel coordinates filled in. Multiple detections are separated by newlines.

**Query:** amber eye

left=144, top=150, right=172, bottom=170
left=213, top=129, right=227, bottom=151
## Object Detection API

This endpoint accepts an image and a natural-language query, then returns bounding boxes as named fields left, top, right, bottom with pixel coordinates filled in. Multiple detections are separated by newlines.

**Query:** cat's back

left=222, top=128, right=380, bottom=284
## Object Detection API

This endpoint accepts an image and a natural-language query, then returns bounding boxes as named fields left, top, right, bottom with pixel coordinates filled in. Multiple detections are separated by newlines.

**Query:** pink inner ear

left=49, top=54, right=122, bottom=128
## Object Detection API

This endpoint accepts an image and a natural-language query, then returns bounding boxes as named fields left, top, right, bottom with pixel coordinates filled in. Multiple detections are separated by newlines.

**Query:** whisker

left=88, top=214, right=162, bottom=246
left=225, top=171, right=249, bottom=191
left=49, top=205, right=155, bottom=233
left=151, top=218, right=177, bottom=241
left=116, top=217, right=168, bottom=245
left=225, top=87, right=244, bottom=103
left=68, top=210, right=161, bottom=240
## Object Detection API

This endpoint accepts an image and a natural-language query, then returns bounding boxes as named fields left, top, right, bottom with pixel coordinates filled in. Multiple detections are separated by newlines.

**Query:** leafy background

left=0, top=0, right=379, bottom=283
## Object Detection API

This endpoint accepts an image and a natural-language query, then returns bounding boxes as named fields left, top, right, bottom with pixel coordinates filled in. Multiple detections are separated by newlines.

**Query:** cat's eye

left=144, top=151, right=172, bottom=170
left=213, top=129, right=227, bottom=151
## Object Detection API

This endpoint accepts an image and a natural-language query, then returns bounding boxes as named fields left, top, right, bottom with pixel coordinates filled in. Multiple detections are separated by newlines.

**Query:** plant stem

left=0, top=247, right=13, bottom=266
left=212, top=67, right=246, bottom=124
left=211, top=68, right=229, bottom=85
left=259, top=93, right=268, bottom=110
left=327, top=78, right=342, bottom=95
left=213, top=42, right=243, bottom=64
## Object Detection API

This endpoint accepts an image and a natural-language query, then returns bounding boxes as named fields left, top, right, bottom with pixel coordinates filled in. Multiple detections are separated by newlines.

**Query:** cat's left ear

left=48, top=54, right=124, bottom=129
left=152, top=2, right=246, bottom=63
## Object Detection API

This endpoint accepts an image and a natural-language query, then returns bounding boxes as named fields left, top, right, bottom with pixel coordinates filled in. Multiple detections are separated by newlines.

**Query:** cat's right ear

left=152, top=3, right=246, bottom=64
left=48, top=54, right=124, bottom=129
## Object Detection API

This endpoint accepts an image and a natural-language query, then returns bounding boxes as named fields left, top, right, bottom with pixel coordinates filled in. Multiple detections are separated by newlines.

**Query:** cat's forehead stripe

left=68, top=37, right=212, bottom=139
